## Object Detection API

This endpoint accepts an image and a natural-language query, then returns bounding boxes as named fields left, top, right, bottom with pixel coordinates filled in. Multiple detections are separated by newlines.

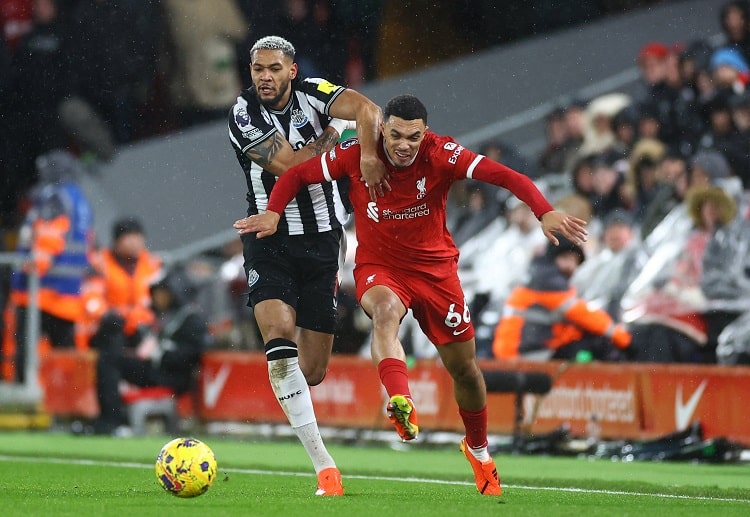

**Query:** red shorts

left=354, top=261, right=474, bottom=346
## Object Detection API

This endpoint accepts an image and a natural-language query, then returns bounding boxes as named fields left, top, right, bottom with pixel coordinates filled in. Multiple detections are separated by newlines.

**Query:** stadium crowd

left=451, top=0, right=750, bottom=365
left=2, top=0, right=750, bottom=382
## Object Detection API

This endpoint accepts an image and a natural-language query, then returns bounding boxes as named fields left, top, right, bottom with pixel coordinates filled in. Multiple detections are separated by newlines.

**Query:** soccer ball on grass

left=155, top=437, right=217, bottom=497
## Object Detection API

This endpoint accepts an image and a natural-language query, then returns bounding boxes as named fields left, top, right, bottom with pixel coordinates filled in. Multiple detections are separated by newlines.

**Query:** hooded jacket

left=149, top=267, right=209, bottom=394
left=493, top=238, right=631, bottom=359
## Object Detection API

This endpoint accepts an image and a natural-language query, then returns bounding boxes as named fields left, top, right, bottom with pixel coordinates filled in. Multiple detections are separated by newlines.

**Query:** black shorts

left=241, top=228, right=342, bottom=334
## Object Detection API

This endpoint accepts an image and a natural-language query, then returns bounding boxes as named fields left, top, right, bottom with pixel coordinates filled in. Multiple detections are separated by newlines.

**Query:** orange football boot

left=460, top=438, right=502, bottom=496
left=315, top=467, right=344, bottom=496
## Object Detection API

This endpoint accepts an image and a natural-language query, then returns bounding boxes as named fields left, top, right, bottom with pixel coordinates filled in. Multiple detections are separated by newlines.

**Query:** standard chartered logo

left=382, top=203, right=430, bottom=220
left=367, top=202, right=431, bottom=223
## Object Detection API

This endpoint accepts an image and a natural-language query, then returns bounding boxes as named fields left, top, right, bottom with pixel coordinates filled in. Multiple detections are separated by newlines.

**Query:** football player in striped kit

left=228, top=35, right=384, bottom=497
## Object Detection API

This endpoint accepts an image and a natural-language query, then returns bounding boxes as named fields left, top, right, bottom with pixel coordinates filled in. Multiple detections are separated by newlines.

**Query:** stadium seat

left=120, top=384, right=178, bottom=436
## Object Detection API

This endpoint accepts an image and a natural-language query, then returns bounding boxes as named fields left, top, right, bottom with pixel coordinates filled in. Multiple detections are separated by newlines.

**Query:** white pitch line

left=2, top=454, right=749, bottom=504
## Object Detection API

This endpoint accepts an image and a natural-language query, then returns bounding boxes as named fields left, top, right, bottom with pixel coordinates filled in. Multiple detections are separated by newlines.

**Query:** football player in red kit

left=234, top=94, right=588, bottom=496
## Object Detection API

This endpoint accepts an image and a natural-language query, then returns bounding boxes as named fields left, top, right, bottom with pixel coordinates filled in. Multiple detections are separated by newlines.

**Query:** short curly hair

left=250, top=36, right=295, bottom=61
left=383, top=95, right=428, bottom=123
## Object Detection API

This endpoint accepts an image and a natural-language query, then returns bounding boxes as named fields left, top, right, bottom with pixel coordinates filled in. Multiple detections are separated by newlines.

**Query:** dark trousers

left=14, top=306, right=75, bottom=383
left=93, top=314, right=159, bottom=429
left=629, top=323, right=706, bottom=363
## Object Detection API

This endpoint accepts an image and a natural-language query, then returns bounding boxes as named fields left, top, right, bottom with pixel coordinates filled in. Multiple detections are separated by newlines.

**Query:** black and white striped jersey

left=228, top=76, right=352, bottom=236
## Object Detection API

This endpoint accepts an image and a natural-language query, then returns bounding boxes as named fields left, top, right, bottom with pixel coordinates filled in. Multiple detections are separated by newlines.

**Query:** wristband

left=328, top=118, right=349, bottom=135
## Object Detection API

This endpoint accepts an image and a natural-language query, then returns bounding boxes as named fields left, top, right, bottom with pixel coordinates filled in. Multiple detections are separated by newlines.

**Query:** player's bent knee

left=304, top=369, right=327, bottom=386
left=301, top=363, right=328, bottom=386
left=448, top=361, right=483, bottom=386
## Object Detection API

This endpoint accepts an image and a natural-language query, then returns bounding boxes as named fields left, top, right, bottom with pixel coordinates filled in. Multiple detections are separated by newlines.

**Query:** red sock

left=459, top=406, right=488, bottom=449
left=377, top=358, right=411, bottom=397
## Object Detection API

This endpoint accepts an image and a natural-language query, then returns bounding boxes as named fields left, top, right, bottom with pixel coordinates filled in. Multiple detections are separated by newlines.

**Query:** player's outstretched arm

left=233, top=154, right=331, bottom=237
left=245, top=127, right=340, bottom=177
left=234, top=211, right=281, bottom=239
left=329, top=88, right=388, bottom=199
left=540, top=211, right=588, bottom=246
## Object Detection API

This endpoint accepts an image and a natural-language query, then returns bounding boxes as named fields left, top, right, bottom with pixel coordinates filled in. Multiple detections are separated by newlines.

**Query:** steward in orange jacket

left=8, top=150, right=94, bottom=382
left=493, top=237, right=631, bottom=361
left=79, top=218, right=162, bottom=348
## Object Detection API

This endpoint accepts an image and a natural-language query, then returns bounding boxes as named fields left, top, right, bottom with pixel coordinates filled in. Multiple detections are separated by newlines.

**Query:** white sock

left=468, top=444, right=491, bottom=463
left=268, top=356, right=316, bottom=426
left=296, top=422, right=337, bottom=473
left=267, top=355, right=336, bottom=473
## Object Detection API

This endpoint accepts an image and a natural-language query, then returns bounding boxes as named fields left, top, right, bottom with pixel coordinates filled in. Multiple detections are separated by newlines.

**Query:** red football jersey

left=267, top=132, right=553, bottom=271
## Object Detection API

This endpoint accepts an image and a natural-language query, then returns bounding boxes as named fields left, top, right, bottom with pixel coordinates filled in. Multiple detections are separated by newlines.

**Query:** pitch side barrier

left=0, top=228, right=238, bottom=400
left=40, top=350, right=750, bottom=446
left=0, top=252, right=42, bottom=406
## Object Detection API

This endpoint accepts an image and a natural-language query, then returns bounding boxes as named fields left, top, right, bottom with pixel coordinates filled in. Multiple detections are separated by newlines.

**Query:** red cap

left=638, top=42, right=669, bottom=63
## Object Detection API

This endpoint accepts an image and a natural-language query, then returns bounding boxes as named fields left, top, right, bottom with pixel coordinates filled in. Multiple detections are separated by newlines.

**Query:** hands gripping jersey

left=267, top=132, right=554, bottom=270
left=228, top=76, right=351, bottom=236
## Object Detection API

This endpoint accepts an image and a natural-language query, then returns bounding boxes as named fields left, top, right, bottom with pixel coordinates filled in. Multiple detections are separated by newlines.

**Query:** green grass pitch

left=0, top=431, right=748, bottom=516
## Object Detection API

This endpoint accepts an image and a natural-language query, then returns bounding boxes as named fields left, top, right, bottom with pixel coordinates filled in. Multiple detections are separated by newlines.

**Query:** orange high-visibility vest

left=493, top=285, right=631, bottom=359
left=79, top=249, right=162, bottom=341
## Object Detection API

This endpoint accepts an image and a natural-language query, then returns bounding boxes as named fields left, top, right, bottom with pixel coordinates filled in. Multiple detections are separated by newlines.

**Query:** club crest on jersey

left=291, top=108, right=309, bottom=128
left=416, top=177, right=427, bottom=199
